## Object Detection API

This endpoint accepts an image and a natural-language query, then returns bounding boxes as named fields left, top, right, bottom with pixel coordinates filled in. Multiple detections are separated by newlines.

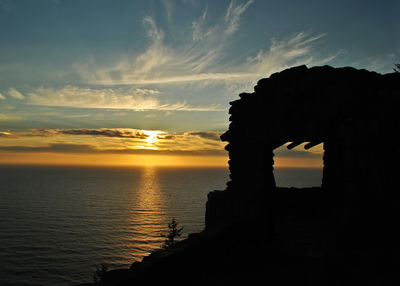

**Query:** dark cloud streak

left=185, top=131, right=222, bottom=141
left=30, top=128, right=150, bottom=139
left=58, top=129, right=149, bottom=139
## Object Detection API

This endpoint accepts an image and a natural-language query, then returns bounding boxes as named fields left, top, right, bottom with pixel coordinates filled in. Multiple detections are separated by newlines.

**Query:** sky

left=0, top=0, right=399, bottom=167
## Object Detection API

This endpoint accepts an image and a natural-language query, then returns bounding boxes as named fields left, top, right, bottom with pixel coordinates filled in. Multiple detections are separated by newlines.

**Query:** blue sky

left=0, top=0, right=399, bottom=166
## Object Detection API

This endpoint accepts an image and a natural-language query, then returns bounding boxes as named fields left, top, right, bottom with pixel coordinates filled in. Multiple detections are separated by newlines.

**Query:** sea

left=0, top=165, right=322, bottom=286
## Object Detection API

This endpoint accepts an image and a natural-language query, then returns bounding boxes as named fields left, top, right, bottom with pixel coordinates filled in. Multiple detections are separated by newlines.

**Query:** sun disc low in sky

left=143, top=130, right=161, bottom=144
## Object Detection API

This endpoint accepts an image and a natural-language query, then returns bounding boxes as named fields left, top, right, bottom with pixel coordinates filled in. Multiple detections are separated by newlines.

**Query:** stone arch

left=207, top=65, right=400, bottom=230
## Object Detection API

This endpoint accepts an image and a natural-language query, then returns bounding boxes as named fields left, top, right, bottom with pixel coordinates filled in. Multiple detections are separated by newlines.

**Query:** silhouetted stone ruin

left=206, top=65, right=400, bottom=254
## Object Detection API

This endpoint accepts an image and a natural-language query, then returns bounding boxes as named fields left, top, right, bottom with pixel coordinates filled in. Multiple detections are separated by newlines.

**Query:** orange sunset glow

left=0, top=152, right=229, bottom=167
left=0, top=129, right=323, bottom=168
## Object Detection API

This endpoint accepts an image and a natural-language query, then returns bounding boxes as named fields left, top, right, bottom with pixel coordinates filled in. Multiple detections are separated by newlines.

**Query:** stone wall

left=206, top=65, right=400, bottom=231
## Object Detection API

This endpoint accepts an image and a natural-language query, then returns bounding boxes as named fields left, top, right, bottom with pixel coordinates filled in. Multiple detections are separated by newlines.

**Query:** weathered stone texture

left=206, top=65, right=400, bottom=243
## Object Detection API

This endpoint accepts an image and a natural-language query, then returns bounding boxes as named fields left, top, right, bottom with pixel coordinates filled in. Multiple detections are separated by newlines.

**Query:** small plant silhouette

left=93, top=263, right=108, bottom=284
left=161, top=218, right=184, bottom=249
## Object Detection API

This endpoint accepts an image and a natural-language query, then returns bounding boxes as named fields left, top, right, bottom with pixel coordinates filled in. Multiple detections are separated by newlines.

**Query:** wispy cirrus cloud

left=27, top=85, right=221, bottom=111
left=245, top=32, right=345, bottom=76
left=76, top=0, right=340, bottom=87
left=92, top=72, right=256, bottom=85
left=224, top=0, right=253, bottom=37
left=160, top=0, right=175, bottom=22
left=77, top=0, right=257, bottom=85
left=8, top=88, right=25, bottom=100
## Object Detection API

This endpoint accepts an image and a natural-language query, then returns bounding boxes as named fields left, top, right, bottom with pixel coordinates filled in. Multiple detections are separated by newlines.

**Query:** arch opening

left=273, top=142, right=324, bottom=188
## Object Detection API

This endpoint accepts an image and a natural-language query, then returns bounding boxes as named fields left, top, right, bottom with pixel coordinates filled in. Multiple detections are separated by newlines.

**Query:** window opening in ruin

left=273, top=142, right=323, bottom=188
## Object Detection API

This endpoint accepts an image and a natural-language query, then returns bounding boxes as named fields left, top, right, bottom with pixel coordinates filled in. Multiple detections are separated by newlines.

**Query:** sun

left=143, top=130, right=161, bottom=144
left=145, top=135, right=157, bottom=144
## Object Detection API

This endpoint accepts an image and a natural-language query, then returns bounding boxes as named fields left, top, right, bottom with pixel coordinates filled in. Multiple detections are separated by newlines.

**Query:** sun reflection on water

left=123, top=167, right=169, bottom=261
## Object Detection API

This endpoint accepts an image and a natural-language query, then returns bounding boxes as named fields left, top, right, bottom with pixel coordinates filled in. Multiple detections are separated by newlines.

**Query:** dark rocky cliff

left=81, top=65, right=399, bottom=286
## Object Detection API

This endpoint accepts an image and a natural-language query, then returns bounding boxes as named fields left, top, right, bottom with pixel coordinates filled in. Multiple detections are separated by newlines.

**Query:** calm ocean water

left=0, top=165, right=321, bottom=286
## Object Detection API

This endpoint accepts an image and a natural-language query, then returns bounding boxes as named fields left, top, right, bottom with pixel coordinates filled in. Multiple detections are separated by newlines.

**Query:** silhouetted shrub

left=93, top=263, right=108, bottom=284
left=161, top=218, right=184, bottom=249
left=394, top=63, right=400, bottom=72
